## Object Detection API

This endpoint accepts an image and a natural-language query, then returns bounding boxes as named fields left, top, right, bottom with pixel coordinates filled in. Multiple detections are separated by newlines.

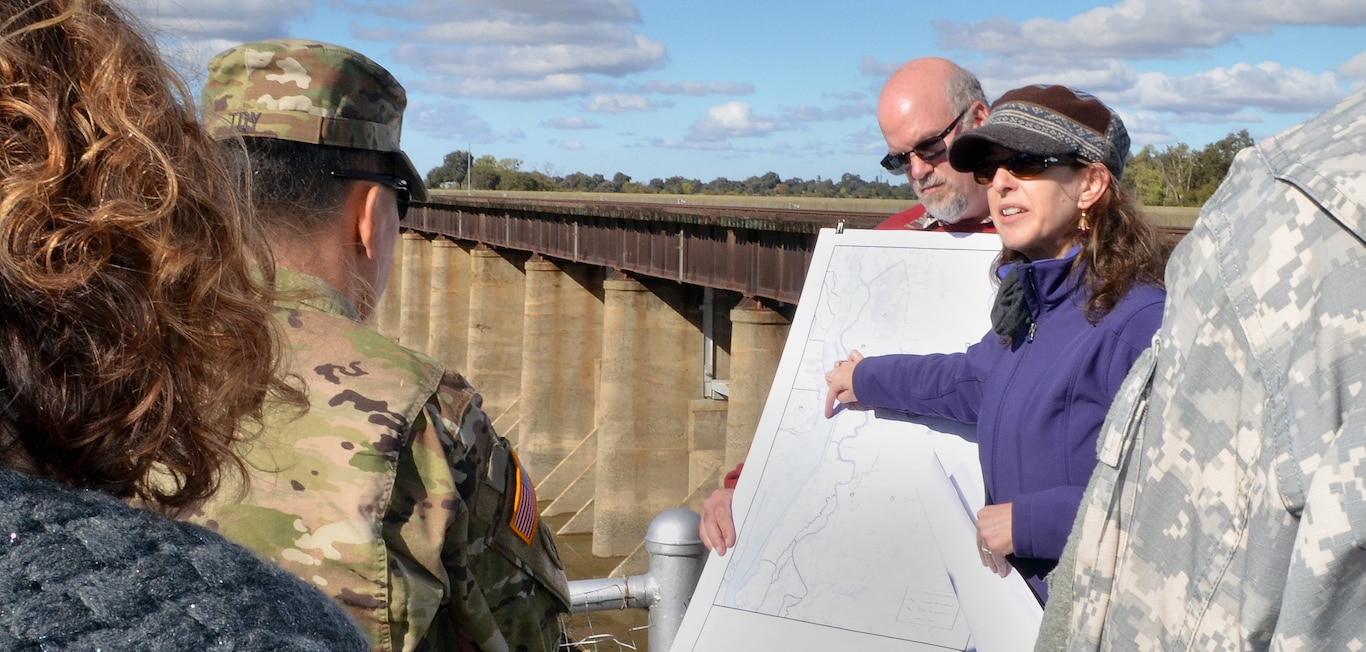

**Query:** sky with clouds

left=127, top=0, right=1366, bottom=185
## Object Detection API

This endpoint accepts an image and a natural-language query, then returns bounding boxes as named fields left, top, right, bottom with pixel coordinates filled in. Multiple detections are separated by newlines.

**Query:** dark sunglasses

left=972, top=153, right=1084, bottom=185
left=331, top=170, right=411, bottom=219
left=879, top=108, right=967, bottom=174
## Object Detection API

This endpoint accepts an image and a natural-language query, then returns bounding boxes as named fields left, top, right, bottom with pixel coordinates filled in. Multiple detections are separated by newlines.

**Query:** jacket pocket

left=1096, top=338, right=1158, bottom=468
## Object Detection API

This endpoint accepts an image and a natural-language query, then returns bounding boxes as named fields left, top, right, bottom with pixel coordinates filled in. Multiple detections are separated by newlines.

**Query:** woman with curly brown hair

left=823, top=85, right=1166, bottom=604
left=0, top=0, right=367, bottom=648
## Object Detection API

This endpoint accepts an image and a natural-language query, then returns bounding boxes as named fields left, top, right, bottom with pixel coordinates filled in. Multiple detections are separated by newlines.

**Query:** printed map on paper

left=674, top=228, right=1042, bottom=652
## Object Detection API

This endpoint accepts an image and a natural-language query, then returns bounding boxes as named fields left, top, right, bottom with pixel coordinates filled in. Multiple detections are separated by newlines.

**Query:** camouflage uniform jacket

left=1036, top=89, right=1366, bottom=650
left=190, top=271, right=570, bottom=652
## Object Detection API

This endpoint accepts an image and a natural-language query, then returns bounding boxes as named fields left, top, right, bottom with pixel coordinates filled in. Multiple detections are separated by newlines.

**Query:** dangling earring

left=1078, top=209, right=1091, bottom=235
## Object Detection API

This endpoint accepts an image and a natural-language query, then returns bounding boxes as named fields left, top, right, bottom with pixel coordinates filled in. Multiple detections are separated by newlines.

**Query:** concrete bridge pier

left=427, top=238, right=474, bottom=372
left=374, top=231, right=407, bottom=339
left=398, top=232, right=433, bottom=351
left=466, top=245, right=528, bottom=437
left=593, top=272, right=700, bottom=557
left=518, top=256, right=604, bottom=481
left=724, top=298, right=791, bottom=470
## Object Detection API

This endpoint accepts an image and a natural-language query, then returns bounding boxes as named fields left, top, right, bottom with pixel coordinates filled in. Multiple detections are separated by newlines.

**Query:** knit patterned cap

left=201, top=38, right=428, bottom=201
left=948, top=84, right=1130, bottom=181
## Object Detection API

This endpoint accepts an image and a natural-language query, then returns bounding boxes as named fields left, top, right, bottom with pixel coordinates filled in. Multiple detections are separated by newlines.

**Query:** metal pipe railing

left=567, top=508, right=705, bottom=652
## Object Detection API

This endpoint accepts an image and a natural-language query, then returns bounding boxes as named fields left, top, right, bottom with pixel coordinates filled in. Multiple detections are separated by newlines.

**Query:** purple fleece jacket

left=851, top=253, right=1164, bottom=600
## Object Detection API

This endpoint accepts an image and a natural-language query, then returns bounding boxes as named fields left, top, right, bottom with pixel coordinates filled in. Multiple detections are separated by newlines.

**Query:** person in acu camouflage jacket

left=1036, top=88, right=1366, bottom=650
left=191, top=38, right=570, bottom=652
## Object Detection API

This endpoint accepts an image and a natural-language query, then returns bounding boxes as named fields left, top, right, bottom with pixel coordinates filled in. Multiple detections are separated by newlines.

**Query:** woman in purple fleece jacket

left=824, top=85, right=1166, bottom=602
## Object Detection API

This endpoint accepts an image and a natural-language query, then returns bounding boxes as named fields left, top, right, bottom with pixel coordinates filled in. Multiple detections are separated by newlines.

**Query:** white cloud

left=928, top=4, right=1355, bottom=138
left=1166, top=111, right=1264, bottom=125
left=561, top=140, right=586, bottom=150
left=542, top=116, right=601, bottom=129
left=359, top=0, right=638, bottom=23
left=641, top=80, right=754, bottom=96
left=1119, top=63, right=1343, bottom=114
left=457, top=0, right=640, bottom=23
left=129, top=0, right=678, bottom=106
left=122, top=0, right=316, bottom=85
left=126, top=0, right=314, bottom=40
left=850, top=125, right=890, bottom=157
left=779, top=103, right=867, bottom=124
left=859, top=56, right=899, bottom=78
left=406, top=100, right=501, bottom=144
left=393, top=38, right=664, bottom=80
left=824, top=90, right=868, bottom=102
left=651, top=138, right=732, bottom=151
left=405, top=19, right=635, bottom=46
left=582, top=94, right=658, bottom=113
left=360, top=1, right=662, bottom=101
left=935, top=0, right=1366, bottom=59
left=1116, top=110, right=1176, bottom=147
left=419, top=74, right=600, bottom=100
left=688, top=102, right=776, bottom=140
left=1340, top=51, right=1366, bottom=79
left=1205, top=0, right=1366, bottom=25
left=973, top=59, right=1139, bottom=100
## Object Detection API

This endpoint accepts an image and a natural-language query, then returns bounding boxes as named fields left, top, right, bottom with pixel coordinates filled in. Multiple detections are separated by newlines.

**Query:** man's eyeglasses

left=331, top=170, right=411, bottom=219
left=972, top=153, right=1084, bottom=185
left=879, top=108, right=967, bottom=175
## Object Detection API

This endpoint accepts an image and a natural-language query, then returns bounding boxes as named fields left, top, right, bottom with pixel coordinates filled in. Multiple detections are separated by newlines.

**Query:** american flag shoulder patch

left=508, top=450, right=537, bottom=545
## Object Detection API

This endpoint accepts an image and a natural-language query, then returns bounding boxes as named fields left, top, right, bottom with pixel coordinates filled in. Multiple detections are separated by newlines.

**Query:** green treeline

left=425, top=129, right=1253, bottom=208
left=426, top=153, right=917, bottom=200
left=1123, top=130, right=1254, bottom=207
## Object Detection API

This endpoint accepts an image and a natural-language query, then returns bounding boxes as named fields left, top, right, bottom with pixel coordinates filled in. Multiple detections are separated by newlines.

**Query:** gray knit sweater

left=0, top=466, right=368, bottom=651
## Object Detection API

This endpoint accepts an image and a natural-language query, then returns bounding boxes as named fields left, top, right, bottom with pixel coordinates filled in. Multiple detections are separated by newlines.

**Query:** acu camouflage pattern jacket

left=190, top=271, right=570, bottom=652
left=1036, top=89, right=1366, bottom=650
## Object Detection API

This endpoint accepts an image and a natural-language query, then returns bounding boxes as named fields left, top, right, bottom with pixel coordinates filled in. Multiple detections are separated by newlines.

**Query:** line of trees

left=426, top=153, right=917, bottom=199
left=1124, top=130, right=1254, bottom=207
left=425, top=130, right=1254, bottom=206
left=425, top=153, right=916, bottom=200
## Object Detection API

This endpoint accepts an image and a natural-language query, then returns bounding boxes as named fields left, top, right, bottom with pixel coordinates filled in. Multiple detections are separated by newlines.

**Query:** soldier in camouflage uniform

left=192, top=39, right=570, bottom=652
left=1036, top=88, right=1366, bottom=650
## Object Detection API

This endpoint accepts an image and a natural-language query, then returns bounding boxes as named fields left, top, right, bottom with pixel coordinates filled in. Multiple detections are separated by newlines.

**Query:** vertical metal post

left=644, top=508, right=705, bottom=652
left=702, top=287, right=716, bottom=398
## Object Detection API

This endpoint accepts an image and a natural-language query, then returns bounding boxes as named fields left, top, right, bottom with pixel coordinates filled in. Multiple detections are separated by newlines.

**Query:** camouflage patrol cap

left=202, top=38, right=429, bottom=201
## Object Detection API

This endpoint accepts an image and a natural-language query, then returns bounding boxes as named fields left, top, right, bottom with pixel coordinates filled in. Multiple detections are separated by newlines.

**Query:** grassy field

left=430, top=189, right=1201, bottom=229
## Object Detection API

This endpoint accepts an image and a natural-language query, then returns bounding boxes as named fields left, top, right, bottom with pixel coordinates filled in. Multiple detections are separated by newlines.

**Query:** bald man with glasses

left=874, top=58, right=995, bottom=232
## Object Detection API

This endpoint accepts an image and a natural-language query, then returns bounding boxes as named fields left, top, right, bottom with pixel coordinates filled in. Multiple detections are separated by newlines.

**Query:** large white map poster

left=673, top=228, right=1043, bottom=652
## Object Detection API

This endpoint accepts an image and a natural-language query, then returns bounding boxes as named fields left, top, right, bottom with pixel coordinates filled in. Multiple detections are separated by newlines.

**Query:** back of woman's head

left=0, top=0, right=297, bottom=511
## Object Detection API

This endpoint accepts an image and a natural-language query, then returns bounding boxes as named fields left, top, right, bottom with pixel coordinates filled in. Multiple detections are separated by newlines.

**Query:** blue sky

left=129, top=0, right=1366, bottom=185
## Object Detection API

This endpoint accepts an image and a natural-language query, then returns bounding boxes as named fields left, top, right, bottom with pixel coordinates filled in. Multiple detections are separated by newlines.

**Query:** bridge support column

left=594, top=273, right=699, bottom=557
left=428, top=238, right=473, bottom=372
left=466, top=245, right=526, bottom=436
left=399, top=232, right=432, bottom=352
left=687, top=399, right=728, bottom=498
left=374, top=230, right=406, bottom=339
left=518, top=256, right=603, bottom=480
left=725, top=298, right=791, bottom=470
